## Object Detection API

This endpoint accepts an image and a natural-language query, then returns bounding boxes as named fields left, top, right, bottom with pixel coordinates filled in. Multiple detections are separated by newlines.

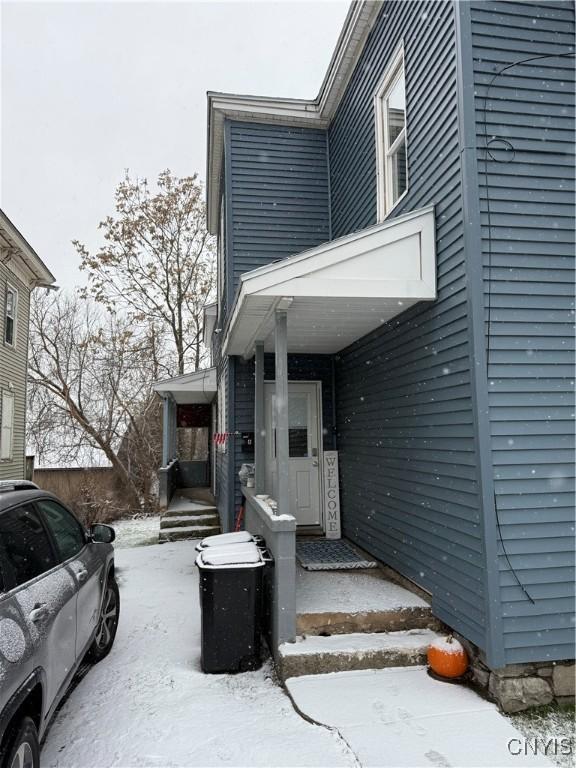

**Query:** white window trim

left=0, top=389, right=15, bottom=461
left=374, top=43, right=408, bottom=222
left=4, top=283, right=18, bottom=348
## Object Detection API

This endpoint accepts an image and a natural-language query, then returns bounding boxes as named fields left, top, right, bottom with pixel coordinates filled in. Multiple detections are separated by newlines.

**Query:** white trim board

left=223, top=206, right=436, bottom=357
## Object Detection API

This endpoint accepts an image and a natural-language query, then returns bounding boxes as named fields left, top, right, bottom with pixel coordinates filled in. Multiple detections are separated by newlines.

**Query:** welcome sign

left=323, top=450, right=341, bottom=539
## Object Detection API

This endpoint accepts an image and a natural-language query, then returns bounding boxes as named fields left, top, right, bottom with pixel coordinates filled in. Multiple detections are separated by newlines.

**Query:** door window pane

left=38, top=499, right=86, bottom=562
left=289, top=394, right=309, bottom=458
left=0, top=505, right=56, bottom=587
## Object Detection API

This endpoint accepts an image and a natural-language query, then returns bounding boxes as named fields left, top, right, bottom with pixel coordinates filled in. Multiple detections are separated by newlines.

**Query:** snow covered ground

left=41, top=527, right=572, bottom=768
left=41, top=541, right=354, bottom=768
left=111, top=515, right=160, bottom=549
left=287, top=668, right=554, bottom=768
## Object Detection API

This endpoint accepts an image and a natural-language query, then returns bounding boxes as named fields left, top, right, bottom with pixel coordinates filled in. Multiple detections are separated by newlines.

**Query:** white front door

left=264, top=382, right=322, bottom=527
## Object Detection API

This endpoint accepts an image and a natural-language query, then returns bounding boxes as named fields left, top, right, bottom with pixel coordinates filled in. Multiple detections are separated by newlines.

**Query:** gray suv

left=0, top=481, right=120, bottom=768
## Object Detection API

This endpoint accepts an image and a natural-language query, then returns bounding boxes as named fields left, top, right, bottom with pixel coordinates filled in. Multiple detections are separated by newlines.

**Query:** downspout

left=454, top=0, right=505, bottom=668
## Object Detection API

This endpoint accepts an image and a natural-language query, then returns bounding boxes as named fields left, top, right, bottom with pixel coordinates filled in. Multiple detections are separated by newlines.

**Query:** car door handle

left=76, top=569, right=88, bottom=583
left=29, top=604, right=49, bottom=623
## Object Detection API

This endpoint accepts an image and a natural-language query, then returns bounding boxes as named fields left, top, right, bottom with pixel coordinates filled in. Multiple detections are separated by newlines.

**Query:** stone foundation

left=456, top=634, right=575, bottom=713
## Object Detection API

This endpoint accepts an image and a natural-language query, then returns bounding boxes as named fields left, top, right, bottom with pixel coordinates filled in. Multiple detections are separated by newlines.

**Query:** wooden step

left=158, top=524, right=220, bottom=543
left=279, top=629, right=440, bottom=680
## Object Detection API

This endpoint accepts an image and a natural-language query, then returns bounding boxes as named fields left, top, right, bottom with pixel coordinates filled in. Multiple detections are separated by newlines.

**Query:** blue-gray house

left=160, top=0, right=574, bottom=698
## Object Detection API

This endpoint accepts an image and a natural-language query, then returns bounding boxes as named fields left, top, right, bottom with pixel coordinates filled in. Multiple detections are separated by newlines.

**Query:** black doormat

left=296, top=539, right=377, bottom=571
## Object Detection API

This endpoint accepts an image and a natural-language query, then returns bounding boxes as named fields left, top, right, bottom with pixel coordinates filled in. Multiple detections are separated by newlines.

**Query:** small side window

left=0, top=505, right=57, bottom=588
left=375, top=44, right=408, bottom=219
left=4, top=285, right=17, bottom=347
left=37, top=499, right=86, bottom=562
left=0, top=390, right=15, bottom=461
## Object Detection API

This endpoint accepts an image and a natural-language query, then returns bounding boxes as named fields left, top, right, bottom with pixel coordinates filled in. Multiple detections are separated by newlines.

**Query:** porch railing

left=158, top=458, right=179, bottom=510
left=243, top=487, right=297, bottom=653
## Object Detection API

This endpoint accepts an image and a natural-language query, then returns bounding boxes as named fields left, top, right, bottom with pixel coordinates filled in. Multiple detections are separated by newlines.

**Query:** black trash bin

left=196, top=544, right=264, bottom=673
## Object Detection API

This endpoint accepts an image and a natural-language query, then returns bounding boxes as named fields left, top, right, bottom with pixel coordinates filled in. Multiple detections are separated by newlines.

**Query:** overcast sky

left=1, top=0, right=348, bottom=288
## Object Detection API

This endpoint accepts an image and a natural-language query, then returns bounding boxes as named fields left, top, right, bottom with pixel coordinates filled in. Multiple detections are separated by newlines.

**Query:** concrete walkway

left=286, top=666, right=552, bottom=767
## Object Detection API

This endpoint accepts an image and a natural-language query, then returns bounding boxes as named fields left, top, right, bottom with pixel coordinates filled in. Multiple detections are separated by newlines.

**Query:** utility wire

left=480, top=50, right=575, bottom=605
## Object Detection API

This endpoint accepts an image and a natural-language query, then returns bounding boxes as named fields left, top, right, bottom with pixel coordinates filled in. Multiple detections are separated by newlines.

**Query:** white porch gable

left=223, top=206, right=436, bottom=357
left=153, top=368, right=217, bottom=404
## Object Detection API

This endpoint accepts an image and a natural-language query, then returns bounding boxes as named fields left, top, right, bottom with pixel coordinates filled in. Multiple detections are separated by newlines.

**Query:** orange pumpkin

left=427, top=635, right=468, bottom=679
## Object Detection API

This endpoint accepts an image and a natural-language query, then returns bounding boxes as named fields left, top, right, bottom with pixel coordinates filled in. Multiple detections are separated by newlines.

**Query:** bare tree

left=75, top=169, right=215, bottom=375
left=28, top=290, right=161, bottom=513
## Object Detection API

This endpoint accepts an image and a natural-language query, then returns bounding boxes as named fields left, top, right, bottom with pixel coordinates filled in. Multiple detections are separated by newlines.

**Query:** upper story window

left=375, top=45, right=408, bottom=220
left=4, top=285, right=17, bottom=347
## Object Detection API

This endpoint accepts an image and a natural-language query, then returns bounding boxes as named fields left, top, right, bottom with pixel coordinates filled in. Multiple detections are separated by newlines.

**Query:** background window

left=0, top=390, right=15, bottom=461
left=0, top=504, right=56, bottom=587
left=4, top=286, right=17, bottom=346
left=38, top=499, right=86, bottom=562
left=375, top=46, right=408, bottom=219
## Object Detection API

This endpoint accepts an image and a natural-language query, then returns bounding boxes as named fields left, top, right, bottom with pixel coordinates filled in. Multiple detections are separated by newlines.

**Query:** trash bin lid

left=196, top=543, right=264, bottom=568
left=196, top=531, right=255, bottom=551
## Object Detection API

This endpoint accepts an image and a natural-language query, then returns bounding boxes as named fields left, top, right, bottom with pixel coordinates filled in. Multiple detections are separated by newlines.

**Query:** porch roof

left=223, top=206, right=436, bottom=357
left=153, top=367, right=216, bottom=404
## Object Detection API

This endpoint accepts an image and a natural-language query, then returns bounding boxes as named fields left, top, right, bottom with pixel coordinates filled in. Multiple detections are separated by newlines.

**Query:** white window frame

left=4, top=284, right=18, bottom=348
left=374, top=43, right=408, bottom=221
left=0, top=390, right=15, bottom=461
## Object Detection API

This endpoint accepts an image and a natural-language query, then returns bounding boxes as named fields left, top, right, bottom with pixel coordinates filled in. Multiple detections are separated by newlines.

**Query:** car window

left=37, top=499, right=86, bottom=562
left=0, top=504, right=57, bottom=587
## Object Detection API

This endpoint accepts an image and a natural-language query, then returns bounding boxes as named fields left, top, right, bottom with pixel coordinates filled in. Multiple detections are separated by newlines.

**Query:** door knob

left=312, top=460, right=319, bottom=467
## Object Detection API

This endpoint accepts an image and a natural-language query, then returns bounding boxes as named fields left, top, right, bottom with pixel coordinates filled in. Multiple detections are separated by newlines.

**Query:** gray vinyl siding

left=232, top=354, right=335, bottom=516
left=471, top=0, right=575, bottom=664
left=331, top=1, right=488, bottom=649
left=226, top=120, right=330, bottom=299
left=221, top=120, right=332, bottom=526
left=0, top=263, right=30, bottom=481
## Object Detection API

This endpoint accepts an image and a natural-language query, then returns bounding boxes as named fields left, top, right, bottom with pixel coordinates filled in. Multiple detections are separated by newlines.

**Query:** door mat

left=296, top=540, right=378, bottom=571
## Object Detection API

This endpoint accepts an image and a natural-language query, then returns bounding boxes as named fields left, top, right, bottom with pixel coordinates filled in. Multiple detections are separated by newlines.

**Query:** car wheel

left=87, top=577, right=120, bottom=663
left=0, top=717, right=40, bottom=768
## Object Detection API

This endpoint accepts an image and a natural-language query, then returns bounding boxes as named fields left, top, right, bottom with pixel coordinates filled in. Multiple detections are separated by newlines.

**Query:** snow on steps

left=279, top=629, right=440, bottom=680
left=158, top=524, right=220, bottom=543
left=162, top=502, right=218, bottom=518
left=159, top=514, right=219, bottom=530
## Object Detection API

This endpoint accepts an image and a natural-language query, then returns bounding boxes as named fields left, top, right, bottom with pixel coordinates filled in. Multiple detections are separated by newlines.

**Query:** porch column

left=162, top=397, right=170, bottom=466
left=254, top=342, right=265, bottom=493
left=274, top=310, right=289, bottom=516
left=170, top=398, right=178, bottom=461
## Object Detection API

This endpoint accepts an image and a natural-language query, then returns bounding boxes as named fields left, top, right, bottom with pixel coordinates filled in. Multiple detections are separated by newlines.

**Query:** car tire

left=87, top=576, right=120, bottom=663
left=0, top=716, right=40, bottom=768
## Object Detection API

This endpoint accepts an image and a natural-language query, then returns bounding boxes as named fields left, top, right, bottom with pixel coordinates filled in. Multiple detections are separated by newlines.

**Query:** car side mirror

left=90, top=523, right=116, bottom=544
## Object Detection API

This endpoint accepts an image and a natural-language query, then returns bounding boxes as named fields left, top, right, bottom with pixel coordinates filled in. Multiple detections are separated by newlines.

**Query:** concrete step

left=160, top=514, right=219, bottom=530
left=296, top=605, right=442, bottom=636
left=158, top=524, right=221, bottom=543
left=164, top=501, right=218, bottom=518
left=279, top=629, right=441, bottom=680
